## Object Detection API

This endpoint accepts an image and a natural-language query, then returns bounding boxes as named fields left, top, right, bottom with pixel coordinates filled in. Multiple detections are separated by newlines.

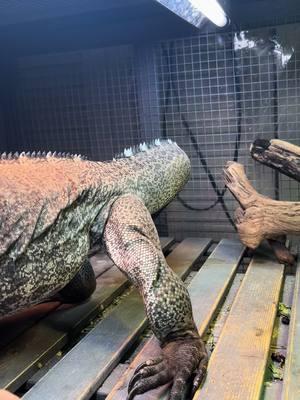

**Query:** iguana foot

left=127, top=336, right=208, bottom=400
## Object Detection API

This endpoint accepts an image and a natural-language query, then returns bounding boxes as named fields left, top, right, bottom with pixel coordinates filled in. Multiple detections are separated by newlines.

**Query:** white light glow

left=190, top=0, right=227, bottom=27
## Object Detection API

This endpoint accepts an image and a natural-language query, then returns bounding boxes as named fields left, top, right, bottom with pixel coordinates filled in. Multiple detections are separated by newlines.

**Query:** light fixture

left=190, top=0, right=228, bottom=27
left=155, top=0, right=229, bottom=29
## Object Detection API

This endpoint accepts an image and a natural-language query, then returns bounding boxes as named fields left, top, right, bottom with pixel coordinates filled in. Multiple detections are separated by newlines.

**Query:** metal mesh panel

left=152, top=25, right=300, bottom=240
left=10, top=23, right=300, bottom=240
left=0, top=107, right=6, bottom=149
left=14, top=46, right=141, bottom=160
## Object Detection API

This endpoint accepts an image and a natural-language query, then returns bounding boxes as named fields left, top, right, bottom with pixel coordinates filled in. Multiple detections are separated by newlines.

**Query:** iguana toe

left=127, top=336, right=208, bottom=399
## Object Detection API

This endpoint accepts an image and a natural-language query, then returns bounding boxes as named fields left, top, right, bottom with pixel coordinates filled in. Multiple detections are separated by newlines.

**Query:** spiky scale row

left=0, top=138, right=173, bottom=162
left=116, top=138, right=174, bottom=159
left=0, top=151, right=87, bottom=161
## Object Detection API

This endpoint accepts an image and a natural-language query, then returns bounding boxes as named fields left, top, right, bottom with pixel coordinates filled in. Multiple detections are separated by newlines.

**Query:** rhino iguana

left=0, top=140, right=207, bottom=399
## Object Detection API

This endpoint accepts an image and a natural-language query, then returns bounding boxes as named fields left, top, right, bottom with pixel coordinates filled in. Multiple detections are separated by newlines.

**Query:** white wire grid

left=3, top=23, right=300, bottom=240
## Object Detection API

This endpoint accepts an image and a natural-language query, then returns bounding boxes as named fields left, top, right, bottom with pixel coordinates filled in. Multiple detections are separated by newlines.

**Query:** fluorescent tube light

left=155, top=0, right=229, bottom=29
left=190, top=0, right=227, bottom=27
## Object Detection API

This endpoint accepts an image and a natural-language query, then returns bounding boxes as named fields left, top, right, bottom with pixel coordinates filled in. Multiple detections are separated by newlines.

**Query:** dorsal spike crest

left=139, top=142, right=148, bottom=152
left=113, top=138, right=176, bottom=160
left=0, top=150, right=89, bottom=162
left=124, top=147, right=133, bottom=157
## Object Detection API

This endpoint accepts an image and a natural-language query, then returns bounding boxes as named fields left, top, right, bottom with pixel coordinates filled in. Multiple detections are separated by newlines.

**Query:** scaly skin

left=0, top=141, right=207, bottom=398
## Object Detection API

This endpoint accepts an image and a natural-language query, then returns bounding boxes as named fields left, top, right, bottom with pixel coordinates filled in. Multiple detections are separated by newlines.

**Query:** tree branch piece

left=224, top=161, right=297, bottom=265
left=251, top=138, right=300, bottom=182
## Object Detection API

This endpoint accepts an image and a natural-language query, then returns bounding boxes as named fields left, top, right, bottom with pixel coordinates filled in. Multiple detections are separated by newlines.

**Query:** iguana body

left=0, top=141, right=207, bottom=399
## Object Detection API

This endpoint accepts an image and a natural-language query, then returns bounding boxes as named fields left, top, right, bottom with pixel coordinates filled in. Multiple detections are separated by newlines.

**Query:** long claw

left=127, top=337, right=208, bottom=399
left=132, top=357, right=162, bottom=376
left=128, top=363, right=164, bottom=393
left=127, top=371, right=170, bottom=400
left=191, top=357, right=208, bottom=398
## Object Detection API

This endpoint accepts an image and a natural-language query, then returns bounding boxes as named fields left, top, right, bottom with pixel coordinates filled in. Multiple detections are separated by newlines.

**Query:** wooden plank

left=97, top=364, right=129, bottom=400
left=22, top=292, right=147, bottom=400
left=158, top=237, right=175, bottom=253
left=0, top=267, right=129, bottom=392
left=195, top=245, right=284, bottom=400
left=107, top=239, right=245, bottom=400
left=164, top=238, right=211, bottom=280
left=0, top=302, right=61, bottom=349
left=282, top=249, right=300, bottom=400
left=22, top=238, right=211, bottom=400
left=0, top=253, right=114, bottom=349
left=0, top=237, right=175, bottom=391
left=90, top=253, right=114, bottom=277
left=262, top=275, right=295, bottom=400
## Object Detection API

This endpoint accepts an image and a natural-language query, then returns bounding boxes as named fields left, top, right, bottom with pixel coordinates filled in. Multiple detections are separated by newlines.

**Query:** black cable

left=178, top=37, right=243, bottom=214
left=161, top=44, right=220, bottom=210
left=161, top=38, right=243, bottom=228
left=161, top=43, right=234, bottom=225
left=161, top=44, right=221, bottom=210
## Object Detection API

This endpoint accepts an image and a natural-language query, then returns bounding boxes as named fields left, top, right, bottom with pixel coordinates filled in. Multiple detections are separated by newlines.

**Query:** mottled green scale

left=0, top=140, right=190, bottom=317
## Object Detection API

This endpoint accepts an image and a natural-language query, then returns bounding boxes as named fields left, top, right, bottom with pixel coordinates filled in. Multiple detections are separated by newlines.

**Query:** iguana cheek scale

left=0, top=140, right=208, bottom=399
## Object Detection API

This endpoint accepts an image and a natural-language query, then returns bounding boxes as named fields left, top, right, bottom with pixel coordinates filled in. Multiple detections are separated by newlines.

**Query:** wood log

left=223, top=161, right=297, bottom=265
left=251, top=138, right=300, bottom=182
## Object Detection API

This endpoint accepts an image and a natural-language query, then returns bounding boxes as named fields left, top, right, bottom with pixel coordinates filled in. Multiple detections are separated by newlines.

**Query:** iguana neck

left=94, top=141, right=191, bottom=213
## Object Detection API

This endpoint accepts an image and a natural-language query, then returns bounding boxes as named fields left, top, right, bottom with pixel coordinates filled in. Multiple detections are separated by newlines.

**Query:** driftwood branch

left=224, top=161, right=297, bottom=265
left=251, top=138, right=300, bottom=182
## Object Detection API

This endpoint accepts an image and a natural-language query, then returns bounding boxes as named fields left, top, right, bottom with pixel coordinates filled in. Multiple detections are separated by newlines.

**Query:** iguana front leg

left=103, top=195, right=207, bottom=399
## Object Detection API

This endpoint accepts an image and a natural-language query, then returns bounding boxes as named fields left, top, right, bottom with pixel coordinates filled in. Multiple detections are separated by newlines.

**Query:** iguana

left=0, top=140, right=207, bottom=399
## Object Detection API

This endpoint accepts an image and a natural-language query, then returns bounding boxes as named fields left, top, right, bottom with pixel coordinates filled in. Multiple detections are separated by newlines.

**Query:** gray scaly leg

left=103, top=194, right=207, bottom=399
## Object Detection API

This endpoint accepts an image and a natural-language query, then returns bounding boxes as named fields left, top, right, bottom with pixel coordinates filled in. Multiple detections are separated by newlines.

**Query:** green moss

left=278, top=302, right=291, bottom=318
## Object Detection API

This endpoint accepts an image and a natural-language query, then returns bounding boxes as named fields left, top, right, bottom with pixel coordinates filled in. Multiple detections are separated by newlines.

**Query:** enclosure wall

left=1, top=22, right=300, bottom=241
